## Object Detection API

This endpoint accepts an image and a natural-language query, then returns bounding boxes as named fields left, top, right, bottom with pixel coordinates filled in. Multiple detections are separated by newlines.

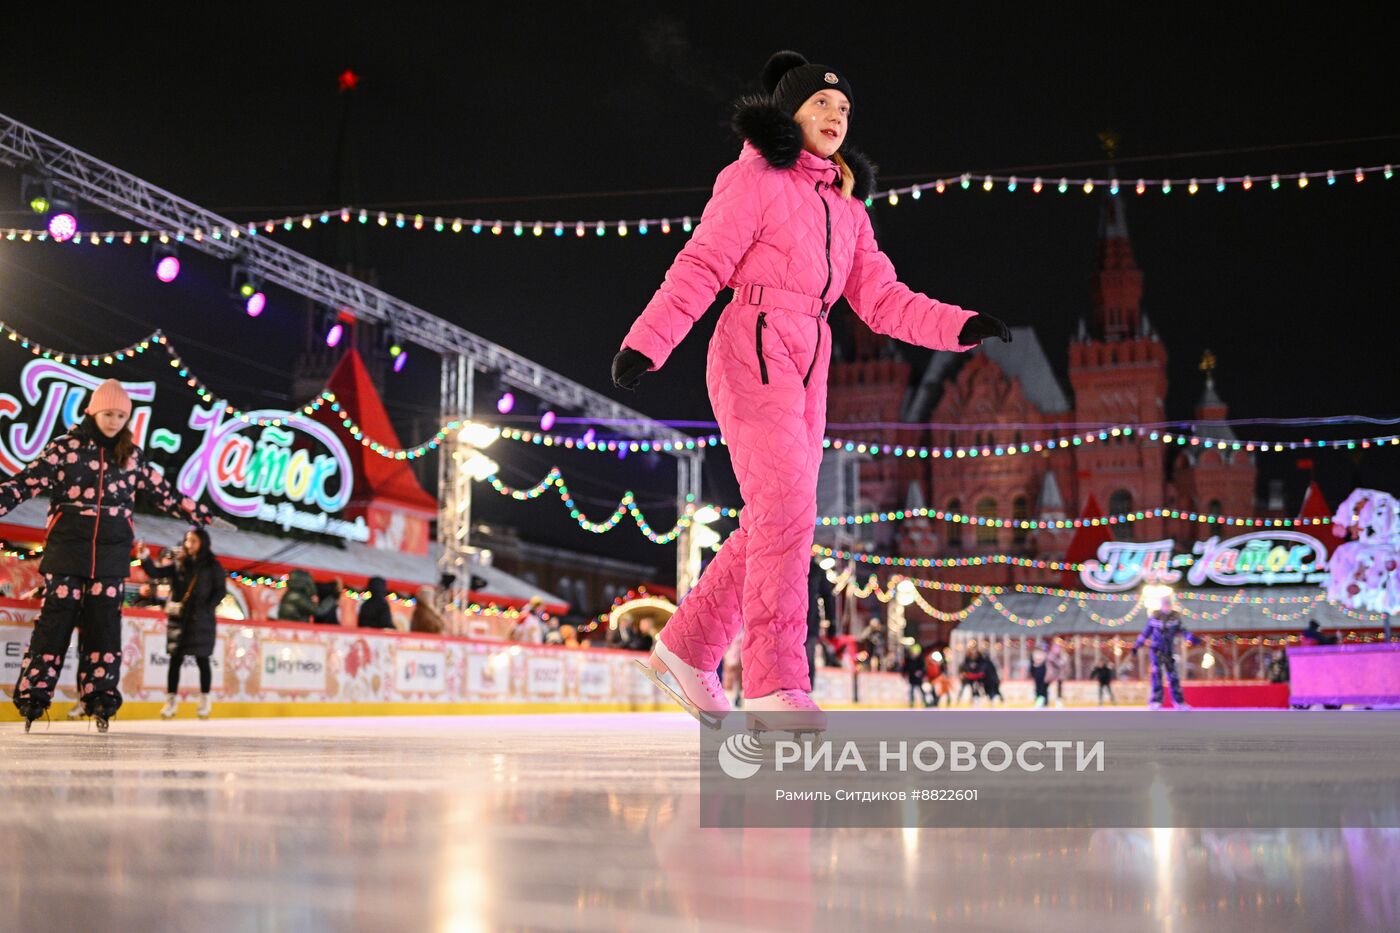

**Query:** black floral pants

left=13, top=574, right=125, bottom=717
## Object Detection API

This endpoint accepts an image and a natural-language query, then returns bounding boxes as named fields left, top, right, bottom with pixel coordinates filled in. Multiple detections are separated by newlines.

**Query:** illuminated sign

left=0, top=359, right=368, bottom=542
left=1080, top=531, right=1329, bottom=592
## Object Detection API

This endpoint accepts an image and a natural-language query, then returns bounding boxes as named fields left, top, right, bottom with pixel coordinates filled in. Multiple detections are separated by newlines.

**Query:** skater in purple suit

left=1134, top=593, right=1197, bottom=710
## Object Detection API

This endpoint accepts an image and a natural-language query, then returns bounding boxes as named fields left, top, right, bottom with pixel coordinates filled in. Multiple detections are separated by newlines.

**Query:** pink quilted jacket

left=622, top=141, right=976, bottom=370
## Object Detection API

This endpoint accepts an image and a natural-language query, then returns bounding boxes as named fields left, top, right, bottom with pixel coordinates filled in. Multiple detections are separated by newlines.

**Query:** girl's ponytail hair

left=832, top=152, right=856, bottom=199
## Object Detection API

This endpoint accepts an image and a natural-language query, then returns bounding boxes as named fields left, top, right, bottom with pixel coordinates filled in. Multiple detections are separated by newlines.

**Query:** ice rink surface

left=2, top=712, right=1397, bottom=932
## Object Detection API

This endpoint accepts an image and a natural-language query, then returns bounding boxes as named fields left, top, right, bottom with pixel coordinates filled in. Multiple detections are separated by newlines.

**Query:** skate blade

left=633, top=659, right=722, bottom=730
left=745, top=713, right=826, bottom=738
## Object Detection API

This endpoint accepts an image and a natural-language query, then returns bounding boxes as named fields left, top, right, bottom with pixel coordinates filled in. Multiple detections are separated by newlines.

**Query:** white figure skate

left=160, top=693, right=179, bottom=720
left=745, top=689, right=827, bottom=738
left=197, top=694, right=212, bottom=719
left=635, top=640, right=729, bottom=730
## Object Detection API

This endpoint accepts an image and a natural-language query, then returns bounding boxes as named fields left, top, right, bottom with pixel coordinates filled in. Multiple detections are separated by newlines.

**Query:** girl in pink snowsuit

left=614, top=52, right=1009, bottom=731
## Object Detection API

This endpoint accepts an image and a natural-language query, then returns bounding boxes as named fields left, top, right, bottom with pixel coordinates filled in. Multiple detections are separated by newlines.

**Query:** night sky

left=1, top=6, right=1397, bottom=575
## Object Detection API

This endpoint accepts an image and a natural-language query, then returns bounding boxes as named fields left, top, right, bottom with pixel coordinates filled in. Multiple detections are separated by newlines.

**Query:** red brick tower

left=1067, top=197, right=1168, bottom=541
left=1168, top=352, right=1258, bottom=545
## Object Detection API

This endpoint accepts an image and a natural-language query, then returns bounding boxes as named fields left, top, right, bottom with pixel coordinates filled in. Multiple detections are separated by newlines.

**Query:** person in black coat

left=141, top=527, right=226, bottom=719
left=807, top=560, right=837, bottom=689
left=357, top=577, right=396, bottom=630
left=313, top=578, right=345, bottom=626
left=903, top=644, right=930, bottom=707
left=0, top=380, right=211, bottom=730
left=979, top=652, right=1004, bottom=706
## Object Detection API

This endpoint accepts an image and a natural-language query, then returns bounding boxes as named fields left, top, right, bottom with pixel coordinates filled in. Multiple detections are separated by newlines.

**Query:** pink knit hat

left=84, top=378, right=132, bottom=415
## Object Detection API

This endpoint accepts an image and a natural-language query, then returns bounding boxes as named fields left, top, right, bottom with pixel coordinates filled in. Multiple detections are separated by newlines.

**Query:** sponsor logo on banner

left=526, top=656, right=565, bottom=697
left=578, top=660, right=611, bottom=698
left=141, top=634, right=224, bottom=692
left=466, top=652, right=506, bottom=696
left=394, top=648, right=447, bottom=694
left=260, top=640, right=328, bottom=692
left=0, top=625, right=78, bottom=692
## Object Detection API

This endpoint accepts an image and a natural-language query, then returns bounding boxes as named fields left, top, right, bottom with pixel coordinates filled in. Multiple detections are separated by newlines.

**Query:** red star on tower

left=338, top=69, right=360, bottom=93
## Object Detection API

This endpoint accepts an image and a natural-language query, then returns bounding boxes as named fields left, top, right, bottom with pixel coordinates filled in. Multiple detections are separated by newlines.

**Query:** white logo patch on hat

left=824, top=72, right=838, bottom=84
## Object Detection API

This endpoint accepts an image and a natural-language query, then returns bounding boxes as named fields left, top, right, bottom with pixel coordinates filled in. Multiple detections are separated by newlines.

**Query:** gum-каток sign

left=1079, top=531, right=1329, bottom=592
left=0, top=357, right=368, bottom=542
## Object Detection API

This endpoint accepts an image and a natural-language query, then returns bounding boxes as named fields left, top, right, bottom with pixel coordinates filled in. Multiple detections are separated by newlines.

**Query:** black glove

left=611, top=347, right=654, bottom=390
left=957, top=313, right=1012, bottom=346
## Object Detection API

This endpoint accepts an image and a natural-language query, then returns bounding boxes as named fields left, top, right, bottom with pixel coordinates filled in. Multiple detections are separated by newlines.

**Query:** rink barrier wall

left=0, top=604, right=912, bottom=719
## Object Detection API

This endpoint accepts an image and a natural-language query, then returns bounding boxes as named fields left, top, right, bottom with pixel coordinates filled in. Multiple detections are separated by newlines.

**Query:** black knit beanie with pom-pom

left=763, top=50, right=854, bottom=117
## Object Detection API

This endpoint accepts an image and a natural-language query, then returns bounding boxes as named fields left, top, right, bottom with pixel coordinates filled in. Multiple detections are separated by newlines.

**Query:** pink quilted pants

left=660, top=298, right=830, bottom=698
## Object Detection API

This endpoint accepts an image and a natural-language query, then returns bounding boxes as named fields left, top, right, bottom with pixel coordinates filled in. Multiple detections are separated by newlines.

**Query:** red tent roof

left=1061, top=494, right=1112, bottom=588
left=316, top=348, right=437, bottom=513
left=1297, top=481, right=1335, bottom=553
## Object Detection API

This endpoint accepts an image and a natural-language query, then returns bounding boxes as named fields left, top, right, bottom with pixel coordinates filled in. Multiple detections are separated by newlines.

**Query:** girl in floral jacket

left=617, top=51, right=1009, bottom=733
left=0, top=379, right=210, bottom=730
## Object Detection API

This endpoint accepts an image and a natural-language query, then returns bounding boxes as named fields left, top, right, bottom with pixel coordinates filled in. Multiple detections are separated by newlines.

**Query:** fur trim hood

left=731, top=95, right=876, bottom=200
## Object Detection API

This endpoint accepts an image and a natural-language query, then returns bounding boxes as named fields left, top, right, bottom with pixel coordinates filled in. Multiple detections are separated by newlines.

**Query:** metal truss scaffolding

left=0, top=113, right=704, bottom=606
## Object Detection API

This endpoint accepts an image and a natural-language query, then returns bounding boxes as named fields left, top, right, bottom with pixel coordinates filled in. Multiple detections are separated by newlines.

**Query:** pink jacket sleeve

left=621, top=159, right=765, bottom=370
left=842, top=206, right=978, bottom=351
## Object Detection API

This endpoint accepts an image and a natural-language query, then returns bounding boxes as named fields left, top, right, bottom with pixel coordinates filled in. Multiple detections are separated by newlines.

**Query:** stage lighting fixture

left=322, top=308, right=348, bottom=348
left=20, top=174, right=52, bottom=215
left=229, top=263, right=266, bottom=316
left=152, top=243, right=180, bottom=283
left=46, top=212, right=78, bottom=242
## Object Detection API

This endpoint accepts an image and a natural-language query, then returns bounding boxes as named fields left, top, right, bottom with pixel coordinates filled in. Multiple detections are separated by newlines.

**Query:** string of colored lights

left=820, top=430, right=1400, bottom=459
left=832, top=570, right=1387, bottom=628
left=1, top=323, right=163, bottom=366
left=834, top=563, right=1363, bottom=607
left=4, top=321, right=1394, bottom=463
left=818, top=504, right=1330, bottom=531
left=222, top=569, right=529, bottom=618
left=483, top=469, right=692, bottom=544
left=867, top=163, right=1395, bottom=205
left=477, top=459, right=1324, bottom=543
left=500, top=423, right=1400, bottom=460
left=4, top=162, right=1390, bottom=247
left=813, top=544, right=1109, bottom=573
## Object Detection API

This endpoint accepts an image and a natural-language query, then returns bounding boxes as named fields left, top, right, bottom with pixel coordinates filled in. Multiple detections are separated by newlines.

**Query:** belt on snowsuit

left=734, top=283, right=828, bottom=319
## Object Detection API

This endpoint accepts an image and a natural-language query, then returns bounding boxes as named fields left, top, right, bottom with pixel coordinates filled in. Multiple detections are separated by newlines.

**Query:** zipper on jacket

left=91, top=447, right=105, bottom=577
left=755, top=312, right=770, bottom=385
left=803, top=181, right=835, bottom=388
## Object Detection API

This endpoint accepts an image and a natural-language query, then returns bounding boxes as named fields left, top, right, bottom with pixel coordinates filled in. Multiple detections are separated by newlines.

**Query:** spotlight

left=895, top=578, right=917, bottom=606
left=20, top=174, right=53, bottom=215
left=152, top=243, right=180, bottom=283
left=229, top=262, right=266, bottom=316
left=381, top=320, right=407, bottom=371
left=322, top=307, right=349, bottom=348
left=496, top=392, right=515, bottom=415
left=693, top=506, right=720, bottom=525
left=47, top=212, right=78, bottom=243
left=457, top=422, right=501, bottom=449
left=1141, top=583, right=1174, bottom=611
